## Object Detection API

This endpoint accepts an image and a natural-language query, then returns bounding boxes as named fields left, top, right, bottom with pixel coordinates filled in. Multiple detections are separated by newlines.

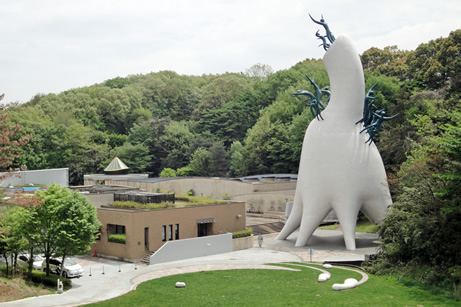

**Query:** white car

left=42, top=257, right=84, bottom=278
left=18, top=254, right=44, bottom=271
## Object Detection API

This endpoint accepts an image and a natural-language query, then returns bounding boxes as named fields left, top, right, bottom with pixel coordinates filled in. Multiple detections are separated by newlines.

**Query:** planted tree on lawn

left=0, top=206, right=28, bottom=277
left=12, top=194, right=42, bottom=276
left=37, top=184, right=101, bottom=277
left=0, top=211, right=11, bottom=277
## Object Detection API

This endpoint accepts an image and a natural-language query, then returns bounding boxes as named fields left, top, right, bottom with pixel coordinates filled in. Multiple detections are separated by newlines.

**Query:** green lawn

left=319, top=219, right=377, bottom=233
left=88, top=263, right=458, bottom=306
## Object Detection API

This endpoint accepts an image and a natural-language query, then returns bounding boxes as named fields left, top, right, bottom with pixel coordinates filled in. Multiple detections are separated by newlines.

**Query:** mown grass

left=175, top=194, right=226, bottom=206
left=111, top=201, right=176, bottom=210
left=88, top=263, right=459, bottom=306
left=110, top=195, right=226, bottom=210
left=318, top=219, right=377, bottom=233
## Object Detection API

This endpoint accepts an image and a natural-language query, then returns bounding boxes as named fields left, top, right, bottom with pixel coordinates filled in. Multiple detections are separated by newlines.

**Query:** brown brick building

left=91, top=201, right=246, bottom=262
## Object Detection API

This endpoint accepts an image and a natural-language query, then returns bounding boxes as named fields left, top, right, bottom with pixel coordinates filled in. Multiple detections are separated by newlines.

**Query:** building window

left=107, top=224, right=126, bottom=235
left=168, top=224, right=173, bottom=240
left=115, top=225, right=125, bottom=234
left=197, top=223, right=208, bottom=237
left=107, top=224, right=126, bottom=244
left=175, top=224, right=179, bottom=240
left=162, top=225, right=166, bottom=241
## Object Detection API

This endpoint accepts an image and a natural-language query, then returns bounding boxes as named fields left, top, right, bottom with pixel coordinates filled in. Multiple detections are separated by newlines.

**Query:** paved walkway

left=0, top=229, right=378, bottom=307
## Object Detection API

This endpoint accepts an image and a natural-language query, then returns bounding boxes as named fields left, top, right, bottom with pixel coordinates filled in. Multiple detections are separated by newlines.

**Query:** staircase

left=141, top=250, right=156, bottom=265
left=248, top=222, right=285, bottom=235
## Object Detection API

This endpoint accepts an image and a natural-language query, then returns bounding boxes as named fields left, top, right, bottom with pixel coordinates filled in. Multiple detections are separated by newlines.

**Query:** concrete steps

left=141, top=250, right=156, bottom=265
left=248, top=222, right=285, bottom=235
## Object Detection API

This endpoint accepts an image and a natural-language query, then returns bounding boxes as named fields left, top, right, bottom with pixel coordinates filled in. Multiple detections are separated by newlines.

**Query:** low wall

left=232, top=191, right=295, bottom=213
left=0, top=168, right=69, bottom=187
left=150, top=233, right=232, bottom=265
left=232, top=235, right=253, bottom=251
left=84, top=193, right=114, bottom=208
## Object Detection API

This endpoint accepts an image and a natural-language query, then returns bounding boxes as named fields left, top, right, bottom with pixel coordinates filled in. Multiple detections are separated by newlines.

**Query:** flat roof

left=70, top=185, right=140, bottom=194
left=106, top=174, right=298, bottom=184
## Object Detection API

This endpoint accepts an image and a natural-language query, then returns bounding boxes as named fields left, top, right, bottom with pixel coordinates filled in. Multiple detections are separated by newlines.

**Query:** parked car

left=41, top=257, right=84, bottom=278
left=18, top=254, right=44, bottom=271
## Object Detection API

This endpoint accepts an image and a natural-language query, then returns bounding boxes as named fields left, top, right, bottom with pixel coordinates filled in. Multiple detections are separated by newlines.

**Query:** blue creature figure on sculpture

left=310, top=14, right=335, bottom=50
left=321, top=87, right=331, bottom=105
left=356, top=83, right=378, bottom=126
left=293, top=75, right=330, bottom=121
left=316, top=30, right=330, bottom=51
left=360, top=109, right=399, bottom=144
left=306, top=75, right=326, bottom=110
left=293, top=90, right=324, bottom=120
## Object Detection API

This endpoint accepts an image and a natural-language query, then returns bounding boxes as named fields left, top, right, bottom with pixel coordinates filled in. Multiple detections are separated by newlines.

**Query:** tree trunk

left=27, top=247, right=35, bottom=278
left=59, top=254, right=67, bottom=278
left=2, top=254, right=8, bottom=278
left=44, top=254, right=51, bottom=276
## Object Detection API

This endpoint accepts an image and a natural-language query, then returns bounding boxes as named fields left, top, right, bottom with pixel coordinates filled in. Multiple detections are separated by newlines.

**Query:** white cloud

left=1, top=0, right=460, bottom=103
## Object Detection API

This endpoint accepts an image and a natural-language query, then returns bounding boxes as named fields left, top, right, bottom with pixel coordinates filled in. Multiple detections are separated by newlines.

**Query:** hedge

left=232, top=228, right=253, bottom=239
left=31, top=270, right=72, bottom=289
left=111, top=201, right=176, bottom=210
left=108, top=233, right=126, bottom=244
left=1, top=266, right=71, bottom=289
left=110, top=196, right=226, bottom=210
left=176, top=195, right=226, bottom=206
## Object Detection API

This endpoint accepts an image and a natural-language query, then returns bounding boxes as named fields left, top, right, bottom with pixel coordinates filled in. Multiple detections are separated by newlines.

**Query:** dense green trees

left=0, top=95, right=29, bottom=170
left=1, top=31, right=458, bottom=186
left=0, top=185, right=100, bottom=278
left=360, top=31, right=461, bottom=296
left=370, top=110, right=460, bottom=297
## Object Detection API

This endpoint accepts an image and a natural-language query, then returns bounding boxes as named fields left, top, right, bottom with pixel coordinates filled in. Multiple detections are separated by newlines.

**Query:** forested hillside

left=2, top=30, right=459, bottom=187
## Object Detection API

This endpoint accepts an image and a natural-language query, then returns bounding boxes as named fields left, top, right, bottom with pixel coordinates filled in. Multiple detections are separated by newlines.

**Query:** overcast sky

left=1, top=0, right=460, bottom=104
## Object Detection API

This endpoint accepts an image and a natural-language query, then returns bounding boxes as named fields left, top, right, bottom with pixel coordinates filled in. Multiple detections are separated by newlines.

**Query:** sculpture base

left=263, top=229, right=379, bottom=263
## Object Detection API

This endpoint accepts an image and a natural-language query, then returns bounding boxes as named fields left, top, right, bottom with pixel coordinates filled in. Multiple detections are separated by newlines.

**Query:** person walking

left=257, top=235, right=263, bottom=248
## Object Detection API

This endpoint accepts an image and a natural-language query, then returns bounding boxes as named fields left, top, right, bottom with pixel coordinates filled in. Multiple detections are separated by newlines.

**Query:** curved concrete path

left=0, top=249, right=301, bottom=307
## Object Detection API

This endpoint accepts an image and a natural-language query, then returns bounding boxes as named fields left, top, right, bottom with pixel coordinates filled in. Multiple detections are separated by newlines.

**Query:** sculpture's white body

left=276, top=35, right=392, bottom=250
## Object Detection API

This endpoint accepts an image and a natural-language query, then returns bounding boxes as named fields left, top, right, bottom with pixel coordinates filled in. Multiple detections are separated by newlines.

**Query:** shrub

left=177, top=166, right=194, bottom=176
left=175, top=194, right=226, bottom=206
left=159, top=168, right=176, bottom=177
left=232, top=228, right=253, bottom=239
left=108, top=233, right=126, bottom=244
left=111, top=201, right=176, bottom=210
left=187, top=189, right=195, bottom=196
left=30, top=270, right=72, bottom=289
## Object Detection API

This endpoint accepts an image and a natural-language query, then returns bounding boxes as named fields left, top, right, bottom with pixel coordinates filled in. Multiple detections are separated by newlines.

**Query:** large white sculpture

left=276, top=35, right=392, bottom=250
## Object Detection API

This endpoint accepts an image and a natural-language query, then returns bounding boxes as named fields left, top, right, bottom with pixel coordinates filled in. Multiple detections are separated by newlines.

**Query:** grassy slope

left=88, top=264, right=458, bottom=306
left=0, top=277, right=53, bottom=302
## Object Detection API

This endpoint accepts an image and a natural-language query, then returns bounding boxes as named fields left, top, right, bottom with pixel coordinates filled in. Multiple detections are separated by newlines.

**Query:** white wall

left=150, top=233, right=232, bottom=265
left=0, top=168, right=69, bottom=187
